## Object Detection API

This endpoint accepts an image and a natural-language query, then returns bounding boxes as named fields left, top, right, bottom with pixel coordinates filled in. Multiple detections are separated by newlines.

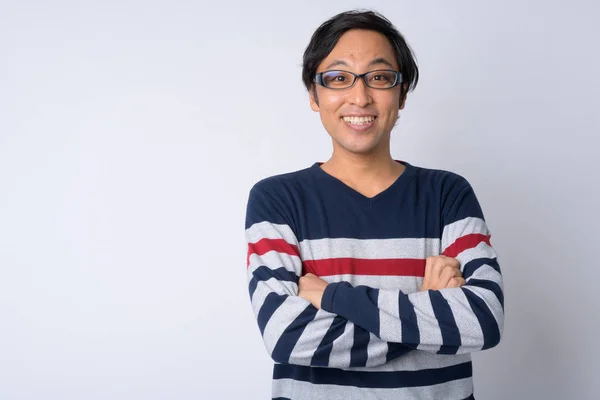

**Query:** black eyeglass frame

left=314, top=69, right=403, bottom=90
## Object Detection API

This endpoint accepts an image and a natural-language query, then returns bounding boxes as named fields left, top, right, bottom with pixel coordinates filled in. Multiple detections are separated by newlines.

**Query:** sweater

left=244, top=160, right=504, bottom=400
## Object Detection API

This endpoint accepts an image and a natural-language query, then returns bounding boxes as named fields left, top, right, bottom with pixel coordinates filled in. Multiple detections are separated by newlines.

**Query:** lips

left=341, top=116, right=376, bottom=124
left=341, top=115, right=377, bottom=132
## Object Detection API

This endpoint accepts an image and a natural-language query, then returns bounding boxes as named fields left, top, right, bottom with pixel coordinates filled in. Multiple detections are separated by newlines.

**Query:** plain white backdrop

left=1, top=0, right=599, bottom=399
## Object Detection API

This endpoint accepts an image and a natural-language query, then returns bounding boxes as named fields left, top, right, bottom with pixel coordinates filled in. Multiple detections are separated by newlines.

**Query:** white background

left=1, top=0, right=599, bottom=399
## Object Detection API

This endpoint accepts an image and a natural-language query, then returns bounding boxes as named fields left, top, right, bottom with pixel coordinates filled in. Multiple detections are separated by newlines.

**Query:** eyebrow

left=324, top=57, right=396, bottom=70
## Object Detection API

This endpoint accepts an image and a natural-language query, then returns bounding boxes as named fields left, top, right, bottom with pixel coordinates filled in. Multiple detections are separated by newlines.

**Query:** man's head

left=302, top=10, right=419, bottom=157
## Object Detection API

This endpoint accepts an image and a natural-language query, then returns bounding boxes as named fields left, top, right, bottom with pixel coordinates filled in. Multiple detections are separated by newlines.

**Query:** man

left=245, top=9, right=503, bottom=400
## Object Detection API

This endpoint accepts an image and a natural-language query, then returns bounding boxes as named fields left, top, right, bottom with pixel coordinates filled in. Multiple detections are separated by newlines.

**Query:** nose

left=346, top=76, right=373, bottom=107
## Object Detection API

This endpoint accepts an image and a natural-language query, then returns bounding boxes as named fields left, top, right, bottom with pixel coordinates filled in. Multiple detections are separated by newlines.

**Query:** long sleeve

left=320, top=177, right=504, bottom=355
left=245, top=184, right=412, bottom=368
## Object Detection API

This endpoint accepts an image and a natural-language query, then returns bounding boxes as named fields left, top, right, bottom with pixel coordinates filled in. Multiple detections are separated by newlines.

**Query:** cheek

left=376, top=94, right=401, bottom=118
left=377, top=87, right=401, bottom=104
left=317, top=92, right=344, bottom=114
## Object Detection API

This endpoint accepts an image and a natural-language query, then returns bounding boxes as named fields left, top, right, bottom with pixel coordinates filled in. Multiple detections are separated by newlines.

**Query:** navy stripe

left=248, top=277, right=258, bottom=299
left=311, top=315, right=347, bottom=366
left=350, top=326, right=370, bottom=367
left=249, top=164, right=465, bottom=242
left=463, top=258, right=500, bottom=280
left=398, top=292, right=420, bottom=346
left=322, top=283, right=381, bottom=336
left=386, top=342, right=412, bottom=362
left=467, top=278, right=504, bottom=310
left=429, top=291, right=461, bottom=355
left=249, top=266, right=298, bottom=300
left=257, top=292, right=287, bottom=335
left=248, top=166, right=483, bottom=243
left=462, top=287, right=501, bottom=349
left=272, top=305, right=318, bottom=363
left=253, top=265, right=299, bottom=283
left=245, top=185, right=290, bottom=228
left=273, top=361, right=473, bottom=388
left=444, top=182, right=484, bottom=222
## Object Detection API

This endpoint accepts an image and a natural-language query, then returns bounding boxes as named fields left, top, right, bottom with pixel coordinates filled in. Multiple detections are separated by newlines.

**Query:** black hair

left=302, top=10, right=419, bottom=103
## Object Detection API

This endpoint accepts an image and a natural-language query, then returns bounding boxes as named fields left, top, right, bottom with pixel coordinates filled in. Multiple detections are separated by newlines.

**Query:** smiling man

left=245, top=10, right=504, bottom=400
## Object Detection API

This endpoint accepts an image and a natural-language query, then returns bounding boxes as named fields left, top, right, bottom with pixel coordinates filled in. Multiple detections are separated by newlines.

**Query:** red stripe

left=442, top=233, right=491, bottom=258
left=302, top=258, right=426, bottom=277
left=247, top=238, right=300, bottom=267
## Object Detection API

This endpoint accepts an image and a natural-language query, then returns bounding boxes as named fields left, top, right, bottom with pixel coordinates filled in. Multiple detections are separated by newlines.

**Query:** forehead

left=319, top=29, right=398, bottom=70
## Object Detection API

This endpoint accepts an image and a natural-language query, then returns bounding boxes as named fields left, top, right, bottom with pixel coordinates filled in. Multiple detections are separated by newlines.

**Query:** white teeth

left=342, top=116, right=375, bottom=124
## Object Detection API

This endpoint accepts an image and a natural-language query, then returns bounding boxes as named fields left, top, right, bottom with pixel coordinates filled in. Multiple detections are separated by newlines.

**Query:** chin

left=333, top=134, right=382, bottom=154
left=335, top=140, right=381, bottom=155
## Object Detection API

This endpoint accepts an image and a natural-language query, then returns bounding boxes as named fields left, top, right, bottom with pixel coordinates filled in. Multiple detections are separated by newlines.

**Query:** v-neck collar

left=309, top=160, right=416, bottom=205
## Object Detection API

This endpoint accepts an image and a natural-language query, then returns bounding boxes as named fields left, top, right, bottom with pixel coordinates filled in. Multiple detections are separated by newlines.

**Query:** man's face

left=310, top=29, right=405, bottom=157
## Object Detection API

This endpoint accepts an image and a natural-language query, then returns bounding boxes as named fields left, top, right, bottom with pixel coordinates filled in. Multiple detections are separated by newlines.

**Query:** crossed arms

left=245, top=181, right=504, bottom=368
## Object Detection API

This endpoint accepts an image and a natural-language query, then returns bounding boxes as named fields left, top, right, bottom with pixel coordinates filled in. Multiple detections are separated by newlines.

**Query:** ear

left=399, top=95, right=407, bottom=110
left=309, top=86, right=320, bottom=112
left=399, top=83, right=408, bottom=110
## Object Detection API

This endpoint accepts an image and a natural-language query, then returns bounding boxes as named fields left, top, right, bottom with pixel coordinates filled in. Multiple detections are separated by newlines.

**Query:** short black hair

left=302, top=10, right=419, bottom=102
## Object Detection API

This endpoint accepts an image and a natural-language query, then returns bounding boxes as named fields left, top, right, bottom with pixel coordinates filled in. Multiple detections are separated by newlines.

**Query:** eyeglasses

left=314, top=69, right=402, bottom=90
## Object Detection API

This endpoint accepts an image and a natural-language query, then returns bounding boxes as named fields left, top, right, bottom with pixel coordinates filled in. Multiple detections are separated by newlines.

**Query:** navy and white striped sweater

left=245, top=161, right=504, bottom=400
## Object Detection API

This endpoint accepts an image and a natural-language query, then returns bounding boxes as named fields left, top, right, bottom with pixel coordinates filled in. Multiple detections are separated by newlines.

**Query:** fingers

left=423, top=257, right=433, bottom=288
left=447, top=277, right=466, bottom=288
left=442, top=256, right=460, bottom=269
left=427, top=256, right=460, bottom=274
left=440, top=264, right=461, bottom=286
left=422, top=256, right=463, bottom=291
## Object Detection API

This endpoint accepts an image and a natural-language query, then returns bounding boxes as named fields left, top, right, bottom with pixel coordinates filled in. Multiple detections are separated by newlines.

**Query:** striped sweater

left=245, top=160, right=504, bottom=400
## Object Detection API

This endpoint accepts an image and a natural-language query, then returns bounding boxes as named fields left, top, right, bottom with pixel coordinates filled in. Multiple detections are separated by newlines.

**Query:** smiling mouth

left=342, top=116, right=377, bottom=125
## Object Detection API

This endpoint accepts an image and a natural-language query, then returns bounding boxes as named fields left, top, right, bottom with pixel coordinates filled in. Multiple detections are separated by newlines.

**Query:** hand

left=420, top=255, right=465, bottom=291
left=298, top=273, right=328, bottom=309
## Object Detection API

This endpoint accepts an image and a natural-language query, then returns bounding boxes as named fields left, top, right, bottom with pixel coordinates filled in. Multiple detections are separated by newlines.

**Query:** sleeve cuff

left=321, top=282, right=341, bottom=313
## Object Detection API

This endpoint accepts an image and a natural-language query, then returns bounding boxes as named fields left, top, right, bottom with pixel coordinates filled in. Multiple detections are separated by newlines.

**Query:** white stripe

left=322, top=274, right=422, bottom=293
left=463, top=285, right=505, bottom=332
left=378, top=290, right=402, bottom=342
left=245, top=221, right=298, bottom=244
left=442, top=216, right=489, bottom=252
left=299, top=237, right=440, bottom=260
left=289, top=309, right=335, bottom=365
left=250, top=278, right=297, bottom=315
left=467, top=263, right=503, bottom=286
left=409, top=291, right=443, bottom=353
left=350, top=352, right=471, bottom=372
left=262, top=296, right=312, bottom=356
left=456, top=241, right=497, bottom=269
left=272, top=377, right=473, bottom=400
left=441, top=288, right=485, bottom=352
left=366, top=332, right=388, bottom=368
left=328, top=320, right=353, bottom=368
left=250, top=279, right=271, bottom=316
left=247, top=251, right=302, bottom=276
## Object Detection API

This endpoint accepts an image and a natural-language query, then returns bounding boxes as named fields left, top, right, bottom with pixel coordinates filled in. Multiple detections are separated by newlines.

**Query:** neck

left=320, top=147, right=405, bottom=196
left=326, top=151, right=397, bottom=177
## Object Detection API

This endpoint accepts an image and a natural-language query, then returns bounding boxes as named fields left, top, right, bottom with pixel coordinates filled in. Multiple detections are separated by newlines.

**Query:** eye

left=321, top=71, right=354, bottom=88
left=372, top=74, right=389, bottom=81
left=367, top=71, right=397, bottom=88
